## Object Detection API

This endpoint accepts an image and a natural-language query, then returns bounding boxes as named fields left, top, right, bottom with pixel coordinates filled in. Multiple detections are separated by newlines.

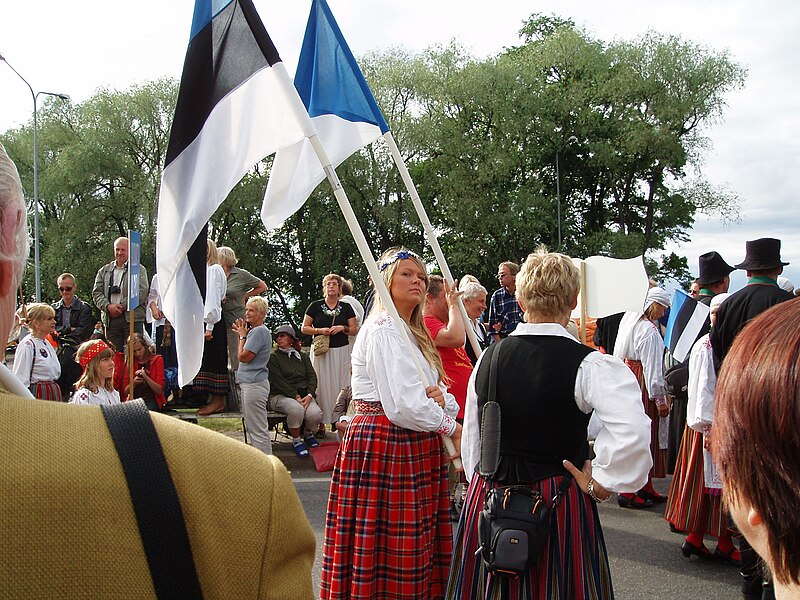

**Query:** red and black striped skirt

left=446, top=474, right=614, bottom=600
left=664, top=426, right=725, bottom=536
left=31, top=380, right=62, bottom=402
left=625, top=359, right=667, bottom=478
left=320, top=410, right=452, bottom=600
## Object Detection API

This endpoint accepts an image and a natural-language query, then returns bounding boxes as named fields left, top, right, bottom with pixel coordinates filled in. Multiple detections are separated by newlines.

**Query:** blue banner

left=128, top=230, right=142, bottom=310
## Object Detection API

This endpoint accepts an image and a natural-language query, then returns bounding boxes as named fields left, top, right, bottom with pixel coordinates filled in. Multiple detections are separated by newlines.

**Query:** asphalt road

left=267, top=432, right=742, bottom=600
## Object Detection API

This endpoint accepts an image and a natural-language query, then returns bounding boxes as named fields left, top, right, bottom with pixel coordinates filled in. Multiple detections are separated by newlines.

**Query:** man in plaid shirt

left=488, top=261, right=524, bottom=343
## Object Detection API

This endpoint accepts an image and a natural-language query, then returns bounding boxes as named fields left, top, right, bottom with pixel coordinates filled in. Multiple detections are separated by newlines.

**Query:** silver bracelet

left=587, top=477, right=610, bottom=503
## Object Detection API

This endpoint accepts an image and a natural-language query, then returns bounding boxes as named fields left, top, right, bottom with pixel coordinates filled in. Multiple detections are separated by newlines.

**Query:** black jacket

left=52, top=295, right=95, bottom=347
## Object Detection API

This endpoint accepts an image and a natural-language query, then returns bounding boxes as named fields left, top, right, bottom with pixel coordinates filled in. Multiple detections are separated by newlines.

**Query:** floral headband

left=79, top=340, right=111, bottom=369
left=378, top=249, right=423, bottom=272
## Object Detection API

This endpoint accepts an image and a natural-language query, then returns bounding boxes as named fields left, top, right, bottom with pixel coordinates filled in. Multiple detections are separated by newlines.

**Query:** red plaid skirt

left=664, top=426, right=725, bottom=536
left=447, top=474, right=613, bottom=599
left=625, top=359, right=667, bottom=478
left=320, top=412, right=452, bottom=600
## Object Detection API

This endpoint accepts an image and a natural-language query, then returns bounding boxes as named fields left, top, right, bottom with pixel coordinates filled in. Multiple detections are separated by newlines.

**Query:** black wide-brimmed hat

left=697, top=251, right=735, bottom=285
left=735, top=238, right=790, bottom=271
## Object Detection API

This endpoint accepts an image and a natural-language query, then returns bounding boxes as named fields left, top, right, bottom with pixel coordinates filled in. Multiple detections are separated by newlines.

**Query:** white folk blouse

left=70, top=387, right=121, bottom=406
left=462, top=323, right=653, bottom=493
left=687, top=333, right=715, bottom=432
left=204, top=264, right=228, bottom=331
left=351, top=312, right=459, bottom=436
left=12, top=335, right=61, bottom=387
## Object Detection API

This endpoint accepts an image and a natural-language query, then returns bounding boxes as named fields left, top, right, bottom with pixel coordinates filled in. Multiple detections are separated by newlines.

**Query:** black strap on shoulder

left=101, top=401, right=203, bottom=600
left=487, top=338, right=503, bottom=403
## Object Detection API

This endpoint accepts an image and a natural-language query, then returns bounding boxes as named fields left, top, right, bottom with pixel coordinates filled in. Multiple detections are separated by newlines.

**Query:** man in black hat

left=710, top=238, right=794, bottom=599
left=695, top=251, right=735, bottom=336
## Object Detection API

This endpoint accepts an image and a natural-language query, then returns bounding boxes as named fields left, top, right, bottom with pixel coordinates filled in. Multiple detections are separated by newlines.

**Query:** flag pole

left=382, top=132, right=482, bottom=359
left=302, top=131, right=461, bottom=469
left=580, top=261, right=588, bottom=344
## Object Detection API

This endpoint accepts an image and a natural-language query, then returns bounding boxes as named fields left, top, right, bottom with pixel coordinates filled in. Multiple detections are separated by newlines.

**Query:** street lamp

left=1, top=52, right=70, bottom=302
left=555, top=135, right=578, bottom=249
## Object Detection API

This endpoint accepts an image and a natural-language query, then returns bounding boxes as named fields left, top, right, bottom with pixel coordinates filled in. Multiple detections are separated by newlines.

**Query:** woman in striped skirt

left=447, top=249, right=652, bottom=600
left=320, top=248, right=462, bottom=600
left=12, top=303, right=62, bottom=401
left=665, top=293, right=740, bottom=564
left=613, top=287, right=672, bottom=509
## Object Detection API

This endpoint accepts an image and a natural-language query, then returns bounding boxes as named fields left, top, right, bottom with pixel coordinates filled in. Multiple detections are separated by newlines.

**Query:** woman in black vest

left=447, top=248, right=653, bottom=600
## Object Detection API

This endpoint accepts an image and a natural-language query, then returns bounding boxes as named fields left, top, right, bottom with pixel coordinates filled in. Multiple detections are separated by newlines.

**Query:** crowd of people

left=4, top=134, right=800, bottom=599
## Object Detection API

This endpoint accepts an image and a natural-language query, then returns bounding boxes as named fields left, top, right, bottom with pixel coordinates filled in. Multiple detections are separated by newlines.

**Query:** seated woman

left=714, top=299, right=800, bottom=599
left=12, top=303, right=61, bottom=401
left=268, top=324, right=323, bottom=457
left=70, top=340, right=120, bottom=406
left=231, top=296, right=273, bottom=455
left=448, top=248, right=652, bottom=599
left=119, top=333, right=166, bottom=411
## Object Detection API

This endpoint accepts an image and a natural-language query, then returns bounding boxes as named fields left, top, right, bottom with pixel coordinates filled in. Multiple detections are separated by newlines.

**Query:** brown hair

left=124, top=332, right=156, bottom=368
left=714, top=298, right=800, bottom=586
left=75, top=340, right=116, bottom=392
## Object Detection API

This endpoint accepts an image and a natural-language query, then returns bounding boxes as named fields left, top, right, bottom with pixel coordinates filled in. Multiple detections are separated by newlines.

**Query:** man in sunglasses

left=52, top=272, right=95, bottom=398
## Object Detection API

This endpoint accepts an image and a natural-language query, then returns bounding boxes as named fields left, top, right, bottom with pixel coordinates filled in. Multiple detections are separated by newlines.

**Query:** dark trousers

left=106, top=315, right=143, bottom=352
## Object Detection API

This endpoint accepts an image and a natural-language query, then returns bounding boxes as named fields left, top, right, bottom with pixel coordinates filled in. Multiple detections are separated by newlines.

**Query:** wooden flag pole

left=580, top=261, right=588, bottom=344
left=128, top=312, right=135, bottom=402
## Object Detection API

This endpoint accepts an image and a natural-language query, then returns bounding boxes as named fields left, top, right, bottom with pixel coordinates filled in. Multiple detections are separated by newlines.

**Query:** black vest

left=476, top=335, right=594, bottom=483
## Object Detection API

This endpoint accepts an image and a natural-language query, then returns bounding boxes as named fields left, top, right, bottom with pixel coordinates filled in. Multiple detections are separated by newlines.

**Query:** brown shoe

left=197, top=397, right=226, bottom=416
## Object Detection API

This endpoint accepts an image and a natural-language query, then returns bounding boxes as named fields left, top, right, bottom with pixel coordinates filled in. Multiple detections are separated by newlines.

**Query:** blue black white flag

left=664, top=289, right=710, bottom=363
left=157, top=0, right=313, bottom=386
left=262, top=0, right=390, bottom=229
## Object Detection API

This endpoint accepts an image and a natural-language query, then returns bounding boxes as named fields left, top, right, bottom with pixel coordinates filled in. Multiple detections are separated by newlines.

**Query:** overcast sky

left=2, top=0, right=798, bottom=291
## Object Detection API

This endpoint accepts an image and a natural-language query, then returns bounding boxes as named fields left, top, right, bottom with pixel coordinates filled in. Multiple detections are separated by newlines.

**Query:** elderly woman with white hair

left=613, top=286, right=672, bottom=508
left=448, top=248, right=651, bottom=599
left=458, top=275, right=488, bottom=365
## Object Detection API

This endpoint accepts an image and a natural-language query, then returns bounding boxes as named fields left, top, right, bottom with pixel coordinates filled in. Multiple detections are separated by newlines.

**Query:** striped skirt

left=192, top=319, right=229, bottom=396
left=320, top=410, right=452, bottom=600
left=664, top=426, right=725, bottom=536
left=446, top=474, right=614, bottom=600
left=31, top=380, right=62, bottom=402
left=625, top=359, right=667, bottom=479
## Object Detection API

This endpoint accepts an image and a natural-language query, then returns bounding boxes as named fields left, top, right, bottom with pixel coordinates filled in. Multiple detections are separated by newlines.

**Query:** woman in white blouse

left=320, top=248, right=461, bottom=600
left=12, top=303, right=62, bottom=400
left=448, top=249, right=651, bottom=600
left=194, top=240, right=229, bottom=416
left=613, top=286, right=672, bottom=508
left=458, top=275, right=488, bottom=365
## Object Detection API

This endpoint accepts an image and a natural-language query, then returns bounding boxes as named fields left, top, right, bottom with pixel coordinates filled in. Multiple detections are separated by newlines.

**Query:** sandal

left=304, top=435, right=320, bottom=448
left=292, top=440, right=309, bottom=457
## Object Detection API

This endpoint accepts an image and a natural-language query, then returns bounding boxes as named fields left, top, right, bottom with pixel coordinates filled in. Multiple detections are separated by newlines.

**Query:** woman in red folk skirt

left=665, top=293, right=740, bottom=564
left=613, top=287, right=672, bottom=509
left=320, top=248, right=462, bottom=600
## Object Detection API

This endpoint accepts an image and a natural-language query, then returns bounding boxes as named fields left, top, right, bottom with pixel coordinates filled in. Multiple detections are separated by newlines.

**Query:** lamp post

left=1, top=52, right=70, bottom=302
left=555, top=135, right=578, bottom=249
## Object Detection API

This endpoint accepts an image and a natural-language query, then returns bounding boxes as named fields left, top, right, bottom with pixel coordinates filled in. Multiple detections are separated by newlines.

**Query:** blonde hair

left=207, top=239, right=219, bottom=265
left=516, top=247, right=580, bottom=321
left=644, top=302, right=665, bottom=322
left=458, top=275, right=487, bottom=300
left=57, top=272, right=76, bottom=286
left=24, top=303, right=55, bottom=326
left=322, top=273, right=343, bottom=296
left=75, top=340, right=116, bottom=392
left=246, top=295, right=268, bottom=317
left=216, top=246, right=238, bottom=268
left=373, top=247, right=445, bottom=383
left=124, top=332, right=156, bottom=368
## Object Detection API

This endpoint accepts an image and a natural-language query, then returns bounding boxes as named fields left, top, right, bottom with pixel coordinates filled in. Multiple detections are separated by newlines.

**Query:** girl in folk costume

left=320, top=248, right=461, bottom=600
left=665, top=293, right=740, bottom=564
left=70, top=340, right=120, bottom=406
left=614, top=286, right=672, bottom=508
left=120, top=333, right=166, bottom=411
left=12, top=303, right=62, bottom=401
left=447, top=249, right=651, bottom=600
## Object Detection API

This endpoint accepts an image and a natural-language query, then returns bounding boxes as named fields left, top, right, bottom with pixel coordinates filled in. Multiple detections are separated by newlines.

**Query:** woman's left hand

left=563, top=459, right=612, bottom=501
left=204, top=330, right=213, bottom=341
left=425, top=385, right=445, bottom=408
left=329, top=325, right=345, bottom=335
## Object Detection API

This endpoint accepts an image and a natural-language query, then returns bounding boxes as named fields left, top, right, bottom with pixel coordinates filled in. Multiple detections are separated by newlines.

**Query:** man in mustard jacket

left=0, top=144, right=316, bottom=599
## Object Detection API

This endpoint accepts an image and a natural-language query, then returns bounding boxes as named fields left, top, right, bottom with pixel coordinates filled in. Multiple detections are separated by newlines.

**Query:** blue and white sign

left=128, top=230, right=142, bottom=310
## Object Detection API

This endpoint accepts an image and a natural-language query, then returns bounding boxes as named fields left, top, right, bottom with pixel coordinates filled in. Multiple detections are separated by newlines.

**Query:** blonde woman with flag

left=320, top=248, right=461, bottom=600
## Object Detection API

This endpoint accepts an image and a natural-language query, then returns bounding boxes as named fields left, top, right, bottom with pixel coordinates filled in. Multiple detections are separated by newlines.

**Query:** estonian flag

left=664, top=289, right=710, bottom=363
left=261, top=0, right=390, bottom=229
left=157, top=0, right=314, bottom=386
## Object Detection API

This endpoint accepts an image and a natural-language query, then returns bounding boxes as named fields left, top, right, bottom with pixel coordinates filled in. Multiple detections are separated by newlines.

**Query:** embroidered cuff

left=702, top=424, right=712, bottom=436
left=436, top=413, right=456, bottom=436
left=654, top=397, right=668, bottom=407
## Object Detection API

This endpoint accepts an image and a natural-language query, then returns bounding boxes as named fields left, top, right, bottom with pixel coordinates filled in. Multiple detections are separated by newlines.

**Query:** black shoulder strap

left=101, top=401, right=203, bottom=599
left=487, top=338, right=503, bottom=404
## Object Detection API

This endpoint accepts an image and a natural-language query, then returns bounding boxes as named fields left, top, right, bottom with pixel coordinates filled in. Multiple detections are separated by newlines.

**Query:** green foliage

left=1, top=17, right=745, bottom=322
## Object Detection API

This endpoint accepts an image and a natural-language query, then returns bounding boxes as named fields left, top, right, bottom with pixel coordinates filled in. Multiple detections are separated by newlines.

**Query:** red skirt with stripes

left=31, top=381, right=62, bottom=402
left=320, top=412, right=452, bottom=600
left=446, top=474, right=614, bottom=600
left=664, top=426, right=725, bottom=536
left=625, top=359, right=667, bottom=479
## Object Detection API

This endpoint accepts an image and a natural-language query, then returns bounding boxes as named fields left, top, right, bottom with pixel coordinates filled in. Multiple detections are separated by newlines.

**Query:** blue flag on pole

left=664, top=289, right=710, bottom=362
left=262, top=0, right=389, bottom=229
